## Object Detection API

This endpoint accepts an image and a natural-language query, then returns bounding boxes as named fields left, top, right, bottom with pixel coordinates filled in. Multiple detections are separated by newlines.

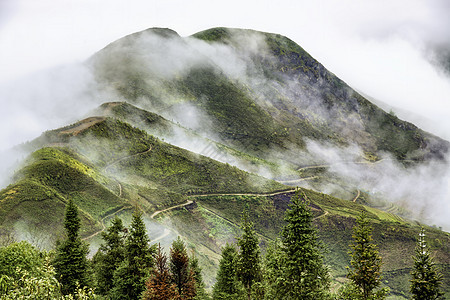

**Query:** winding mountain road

left=352, top=190, right=361, bottom=203
left=188, top=189, right=297, bottom=198
left=277, top=176, right=318, bottom=185
left=82, top=205, right=132, bottom=241
left=104, top=145, right=153, bottom=172
left=150, top=200, right=194, bottom=219
left=103, top=145, right=153, bottom=197
left=82, top=146, right=155, bottom=241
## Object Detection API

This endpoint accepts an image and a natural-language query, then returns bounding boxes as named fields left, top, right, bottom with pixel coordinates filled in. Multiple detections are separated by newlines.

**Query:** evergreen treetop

left=143, top=243, right=178, bottom=300
left=410, top=228, right=444, bottom=300
left=110, top=209, right=156, bottom=300
left=53, top=199, right=90, bottom=295
left=347, top=212, right=388, bottom=300
left=278, top=190, right=330, bottom=299
left=236, top=211, right=262, bottom=300
left=213, top=243, right=242, bottom=300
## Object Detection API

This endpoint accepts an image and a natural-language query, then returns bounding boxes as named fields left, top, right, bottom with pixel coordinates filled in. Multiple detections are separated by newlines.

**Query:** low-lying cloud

left=0, top=21, right=449, bottom=233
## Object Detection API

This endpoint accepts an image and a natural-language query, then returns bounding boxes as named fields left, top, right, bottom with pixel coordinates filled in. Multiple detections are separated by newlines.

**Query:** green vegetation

left=410, top=228, right=444, bottom=300
left=236, top=211, right=263, bottom=300
left=265, top=191, right=330, bottom=299
left=53, top=199, right=91, bottom=295
left=345, top=213, right=389, bottom=299
left=92, top=216, right=126, bottom=296
left=1, top=26, right=450, bottom=299
left=111, top=210, right=156, bottom=299
left=213, top=243, right=241, bottom=299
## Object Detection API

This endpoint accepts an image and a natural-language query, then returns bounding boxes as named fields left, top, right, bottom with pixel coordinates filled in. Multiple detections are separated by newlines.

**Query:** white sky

left=1, top=0, right=450, bottom=140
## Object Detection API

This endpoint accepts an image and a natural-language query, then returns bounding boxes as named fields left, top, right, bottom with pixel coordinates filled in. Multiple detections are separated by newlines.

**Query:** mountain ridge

left=0, top=27, right=449, bottom=298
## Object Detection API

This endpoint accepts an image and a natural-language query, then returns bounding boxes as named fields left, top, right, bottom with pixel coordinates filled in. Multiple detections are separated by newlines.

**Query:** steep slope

left=161, top=189, right=450, bottom=298
left=94, top=102, right=298, bottom=178
left=92, top=27, right=448, bottom=164
left=193, top=27, right=449, bottom=161
left=0, top=147, right=122, bottom=246
left=1, top=27, right=449, bottom=298
left=1, top=116, right=287, bottom=244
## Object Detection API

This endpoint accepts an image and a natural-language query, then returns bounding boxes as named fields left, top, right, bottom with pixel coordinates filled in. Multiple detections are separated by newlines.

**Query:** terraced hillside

left=0, top=27, right=449, bottom=298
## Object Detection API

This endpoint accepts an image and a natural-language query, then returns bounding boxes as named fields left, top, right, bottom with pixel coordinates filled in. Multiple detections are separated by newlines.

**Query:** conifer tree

left=93, top=216, right=126, bottom=295
left=410, top=228, right=444, bottom=300
left=143, top=243, right=178, bottom=300
left=236, top=211, right=262, bottom=300
left=347, top=212, right=388, bottom=300
left=213, top=243, right=242, bottom=300
left=273, top=190, right=330, bottom=299
left=190, top=254, right=209, bottom=300
left=263, top=239, right=284, bottom=299
left=53, top=199, right=90, bottom=295
left=111, top=209, right=156, bottom=300
left=170, top=236, right=196, bottom=300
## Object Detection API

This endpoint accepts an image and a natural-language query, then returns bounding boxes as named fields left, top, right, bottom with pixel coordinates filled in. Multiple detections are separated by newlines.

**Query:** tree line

left=0, top=191, right=444, bottom=299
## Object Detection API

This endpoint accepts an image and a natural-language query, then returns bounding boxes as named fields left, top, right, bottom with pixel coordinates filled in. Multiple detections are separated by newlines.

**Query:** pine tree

left=347, top=212, right=388, bottom=300
left=143, top=243, right=178, bottom=300
left=190, top=254, right=209, bottom=300
left=273, top=190, right=330, bottom=299
left=263, top=239, right=285, bottom=300
left=53, top=199, right=90, bottom=295
left=93, top=216, right=126, bottom=295
left=170, top=236, right=196, bottom=300
left=111, top=209, right=156, bottom=300
left=410, top=228, right=444, bottom=300
left=236, top=211, right=262, bottom=300
left=213, top=243, right=242, bottom=300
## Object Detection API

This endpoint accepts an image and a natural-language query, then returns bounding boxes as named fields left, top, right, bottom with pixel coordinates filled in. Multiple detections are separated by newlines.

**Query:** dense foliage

left=346, top=213, right=388, bottom=300
left=265, top=191, right=330, bottom=299
left=53, top=199, right=91, bottom=295
left=110, top=210, right=156, bottom=300
left=236, top=211, right=263, bottom=300
left=92, top=216, right=127, bottom=295
left=212, top=243, right=242, bottom=299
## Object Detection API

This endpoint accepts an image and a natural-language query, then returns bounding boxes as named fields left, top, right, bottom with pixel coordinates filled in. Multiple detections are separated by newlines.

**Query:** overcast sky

left=1, top=0, right=450, bottom=141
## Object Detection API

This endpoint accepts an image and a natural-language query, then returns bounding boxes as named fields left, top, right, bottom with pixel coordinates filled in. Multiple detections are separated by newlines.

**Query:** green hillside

left=1, top=27, right=449, bottom=298
left=1, top=116, right=287, bottom=243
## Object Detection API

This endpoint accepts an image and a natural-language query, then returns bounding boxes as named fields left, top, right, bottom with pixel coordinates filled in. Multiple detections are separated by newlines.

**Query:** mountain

left=1, top=27, right=449, bottom=298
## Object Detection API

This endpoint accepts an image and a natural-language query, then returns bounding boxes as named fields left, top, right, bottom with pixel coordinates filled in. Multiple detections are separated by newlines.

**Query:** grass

left=185, top=188, right=449, bottom=296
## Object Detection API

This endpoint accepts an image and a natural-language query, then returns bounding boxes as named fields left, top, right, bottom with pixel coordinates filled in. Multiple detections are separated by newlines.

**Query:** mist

left=1, top=2, right=450, bottom=233
left=301, top=140, right=450, bottom=230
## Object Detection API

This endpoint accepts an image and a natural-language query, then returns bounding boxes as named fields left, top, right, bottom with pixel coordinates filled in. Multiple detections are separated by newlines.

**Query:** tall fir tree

left=410, top=228, right=444, bottom=300
left=190, top=254, right=209, bottom=300
left=263, top=239, right=285, bottom=300
left=213, top=243, right=242, bottom=300
left=143, top=243, right=178, bottom=300
left=170, top=236, right=196, bottom=300
left=272, top=190, right=330, bottom=299
left=236, top=211, right=262, bottom=300
left=347, top=212, right=388, bottom=300
left=111, top=209, right=156, bottom=300
left=53, top=198, right=90, bottom=295
left=93, top=216, right=126, bottom=295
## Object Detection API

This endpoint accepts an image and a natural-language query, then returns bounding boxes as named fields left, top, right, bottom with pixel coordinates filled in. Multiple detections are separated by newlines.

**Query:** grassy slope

left=0, top=147, right=123, bottom=244
left=163, top=189, right=449, bottom=298
left=1, top=117, right=287, bottom=242
left=95, top=101, right=299, bottom=178
left=91, top=26, right=448, bottom=165
left=192, top=27, right=449, bottom=161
